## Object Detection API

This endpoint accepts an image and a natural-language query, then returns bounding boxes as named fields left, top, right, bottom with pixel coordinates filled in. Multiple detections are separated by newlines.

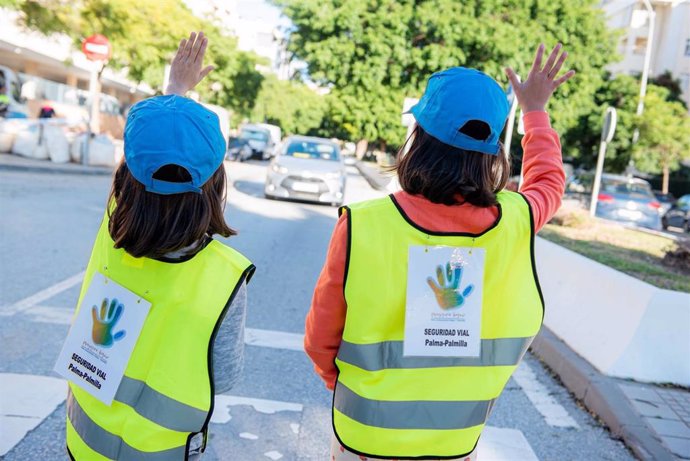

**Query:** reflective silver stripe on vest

left=114, top=376, right=207, bottom=432
left=334, top=383, right=496, bottom=430
left=337, top=337, right=533, bottom=371
left=67, top=391, right=187, bottom=461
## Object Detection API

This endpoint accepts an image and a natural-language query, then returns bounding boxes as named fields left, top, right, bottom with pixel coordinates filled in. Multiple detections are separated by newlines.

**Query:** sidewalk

left=0, top=153, right=113, bottom=175
left=355, top=160, right=393, bottom=191
left=357, top=162, right=690, bottom=461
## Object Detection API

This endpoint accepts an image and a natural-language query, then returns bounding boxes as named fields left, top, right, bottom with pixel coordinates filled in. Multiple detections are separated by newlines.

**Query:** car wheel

left=661, top=217, right=668, bottom=230
left=684, top=220, right=690, bottom=233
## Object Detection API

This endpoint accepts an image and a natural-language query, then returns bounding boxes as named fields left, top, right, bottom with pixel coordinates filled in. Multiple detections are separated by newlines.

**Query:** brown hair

left=395, top=125, right=510, bottom=207
left=107, top=162, right=236, bottom=259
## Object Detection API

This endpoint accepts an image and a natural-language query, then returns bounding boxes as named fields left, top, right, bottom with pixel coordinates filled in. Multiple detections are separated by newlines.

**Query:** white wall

left=602, top=0, right=690, bottom=111
left=536, top=237, right=690, bottom=386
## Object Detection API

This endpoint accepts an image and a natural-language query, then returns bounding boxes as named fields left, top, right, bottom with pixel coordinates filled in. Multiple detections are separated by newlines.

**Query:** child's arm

left=518, top=111, right=565, bottom=232
left=304, top=213, right=349, bottom=390
left=505, top=43, right=575, bottom=231
left=165, top=31, right=214, bottom=96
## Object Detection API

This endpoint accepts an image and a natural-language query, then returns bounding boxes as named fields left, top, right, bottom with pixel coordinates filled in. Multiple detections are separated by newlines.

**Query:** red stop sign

left=82, top=34, right=111, bottom=61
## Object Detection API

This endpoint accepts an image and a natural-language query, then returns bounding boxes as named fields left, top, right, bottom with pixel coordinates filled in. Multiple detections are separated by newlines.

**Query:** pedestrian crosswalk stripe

left=0, top=271, right=84, bottom=317
left=0, top=373, right=66, bottom=456
left=0, top=372, right=542, bottom=460
left=245, top=327, right=304, bottom=351
left=512, top=361, right=580, bottom=429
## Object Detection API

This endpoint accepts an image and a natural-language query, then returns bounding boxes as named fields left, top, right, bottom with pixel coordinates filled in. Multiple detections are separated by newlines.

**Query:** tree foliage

left=651, top=70, right=688, bottom=108
left=567, top=74, right=639, bottom=172
left=7, top=0, right=264, bottom=116
left=634, top=88, right=690, bottom=193
left=251, top=75, right=327, bottom=135
left=280, top=0, right=617, bottom=150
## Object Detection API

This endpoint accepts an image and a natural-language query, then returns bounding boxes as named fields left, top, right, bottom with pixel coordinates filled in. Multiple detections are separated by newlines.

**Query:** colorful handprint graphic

left=426, top=262, right=475, bottom=310
left=91, top=298, right=126, bottom=347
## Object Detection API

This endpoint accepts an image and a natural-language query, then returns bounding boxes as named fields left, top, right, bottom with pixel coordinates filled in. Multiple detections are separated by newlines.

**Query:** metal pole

left=82, top=65, right=99, bottom=165
left=589, top=140, right=608, bottom=217
left=632, top=0, right=655, bottom=144
left=503, top=96, right=519, bottom=159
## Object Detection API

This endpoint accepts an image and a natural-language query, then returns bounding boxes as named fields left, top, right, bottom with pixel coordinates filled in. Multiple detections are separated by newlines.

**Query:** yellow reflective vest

left=333, top=191, right=544, bottom=459
left=66, top=217, right=254, bottom=460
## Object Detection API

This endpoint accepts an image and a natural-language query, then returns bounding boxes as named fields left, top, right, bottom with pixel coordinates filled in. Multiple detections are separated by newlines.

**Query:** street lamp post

left=632, top=0, right=655, bottom=144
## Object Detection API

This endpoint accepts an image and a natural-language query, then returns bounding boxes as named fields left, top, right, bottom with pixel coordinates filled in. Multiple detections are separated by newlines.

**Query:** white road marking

left=477, top=426, right=539, bottom=461
left=14, top=305, right=307, bottom=354
left=211, top=394, right=303, bottom=424
left=239, top=432, right=259, bottom=440
left=245, top=327, right=303, bottom=351
left=512, top=361, right=580, bottom=429
left=23, top=305, right=73, bottom=324
left=0, top=271, right=84, bottom=317
left=0, top=373, right=67, bottom=456
left=289, top=423, right=300, bottom=435
left=264, top=451, right=283, bottom=460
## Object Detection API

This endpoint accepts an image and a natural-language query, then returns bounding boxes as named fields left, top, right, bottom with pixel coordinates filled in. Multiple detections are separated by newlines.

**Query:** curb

left=0, top=155, right=113, bottom=176
left=355, top=161, right=391, bottom=191
left=530, top=327, right=677, bottom=461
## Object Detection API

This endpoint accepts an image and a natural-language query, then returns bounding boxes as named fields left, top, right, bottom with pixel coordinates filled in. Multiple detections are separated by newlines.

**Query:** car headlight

left=271, top=164, right=288, bottom=174
left=326, top=171, right=343, bottom=179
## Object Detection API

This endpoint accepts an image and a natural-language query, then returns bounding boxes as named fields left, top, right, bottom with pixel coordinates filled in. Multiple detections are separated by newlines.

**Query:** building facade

left=601, top=0, right=690, bottom=110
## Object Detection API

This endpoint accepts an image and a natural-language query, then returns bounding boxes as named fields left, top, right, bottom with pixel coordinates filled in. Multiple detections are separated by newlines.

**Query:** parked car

left=566, top=173, right=662, bottom=230
left=653, top=191, right=675, bottom=216
left=265, top=136, right=346, bottom=206
left=227, top=124, right=276, bottom=161
left=662, top=194, right=690, bottom=232
left=253, top=123, right=282, bottom=158
left=226, top=137, right=254, bottom=162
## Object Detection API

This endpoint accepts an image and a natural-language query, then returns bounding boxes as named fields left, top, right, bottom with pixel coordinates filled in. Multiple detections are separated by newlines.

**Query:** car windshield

left=240, top=128, right=269, bottom=142
left=601, top=179, right=654, bottom=199
left=284, top=140, right=340, bottom=161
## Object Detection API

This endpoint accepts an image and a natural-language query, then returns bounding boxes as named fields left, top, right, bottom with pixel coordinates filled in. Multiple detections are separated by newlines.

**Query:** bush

left=549, top=208, right=593, bottom=229
left=663, top=239, right=690, bottom=274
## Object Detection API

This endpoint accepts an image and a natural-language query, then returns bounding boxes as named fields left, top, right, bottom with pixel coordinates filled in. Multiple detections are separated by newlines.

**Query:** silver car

left=567, top=173, right=662, bottom=230
left=265, top=136, right=346, bottom=206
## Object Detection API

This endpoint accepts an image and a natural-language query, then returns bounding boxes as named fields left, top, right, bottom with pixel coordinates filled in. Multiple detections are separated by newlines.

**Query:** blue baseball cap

left=409, top=67, right=510, bottom=155
left=124, top=95, right=226, bottom=195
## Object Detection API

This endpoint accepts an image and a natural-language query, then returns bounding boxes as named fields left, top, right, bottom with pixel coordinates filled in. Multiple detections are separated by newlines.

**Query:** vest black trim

left=516, top=192, right=545, bottom=319
left=341, top=206, right=353, bottom=297
left=196, top=263, right=256, bottom=457
left=389, top=194, right=503, bottom=237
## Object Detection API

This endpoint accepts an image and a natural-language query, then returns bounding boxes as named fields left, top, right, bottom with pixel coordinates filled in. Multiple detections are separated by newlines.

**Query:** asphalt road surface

left=0, top=161, right=635, bottom=460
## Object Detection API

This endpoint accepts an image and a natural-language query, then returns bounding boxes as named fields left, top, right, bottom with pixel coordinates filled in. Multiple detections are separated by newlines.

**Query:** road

left=0, top=161, right=635, bottom=460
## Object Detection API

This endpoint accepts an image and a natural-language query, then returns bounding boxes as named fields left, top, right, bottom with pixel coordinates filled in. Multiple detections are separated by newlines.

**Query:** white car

left=265, top=136, right=346, bottom=207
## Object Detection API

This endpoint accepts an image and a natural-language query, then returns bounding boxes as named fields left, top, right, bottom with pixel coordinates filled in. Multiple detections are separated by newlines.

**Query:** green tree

left=251, top=74, right=327, bottom=134
left=567, top=74, right=638, bottom=172
left=650, top=70, right=688, bottom=108
left=634, top=88, right=690, bottom=194
left=280, top=0, right=617, bottom=156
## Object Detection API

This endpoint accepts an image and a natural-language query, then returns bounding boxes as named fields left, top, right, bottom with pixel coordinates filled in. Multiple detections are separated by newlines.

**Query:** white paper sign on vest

left=54, top=272, right=151, bottom=405
left=404, top=246, right=485, bottom=358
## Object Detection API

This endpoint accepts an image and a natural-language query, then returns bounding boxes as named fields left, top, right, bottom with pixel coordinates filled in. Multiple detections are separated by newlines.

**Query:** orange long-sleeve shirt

left=305, top=111, right=565, bottom=389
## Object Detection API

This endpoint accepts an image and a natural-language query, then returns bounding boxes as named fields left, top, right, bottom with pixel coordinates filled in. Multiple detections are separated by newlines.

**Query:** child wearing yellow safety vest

left=306, top=44, right=575, bottom=460
left=61, top=32, right=254, bottom=461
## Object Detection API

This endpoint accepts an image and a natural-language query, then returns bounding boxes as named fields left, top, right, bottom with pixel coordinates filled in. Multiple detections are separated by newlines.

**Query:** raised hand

left=426, top=262, right=475, bottom=310
left=91, top=298, right=126, bottom=347
left=165, top=31, right=214, bottom=96
left=505, top=43, right=575, bottom=113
